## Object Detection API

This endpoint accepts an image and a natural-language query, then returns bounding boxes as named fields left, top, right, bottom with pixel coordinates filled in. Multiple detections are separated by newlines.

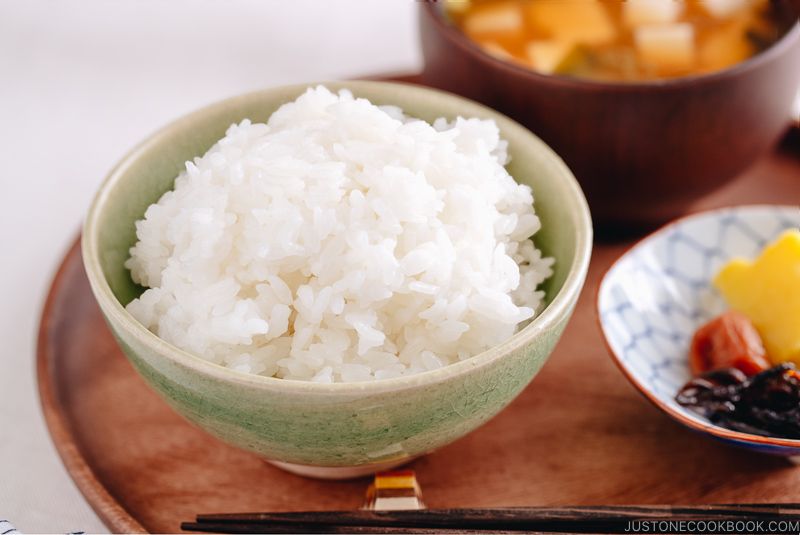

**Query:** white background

left=0, top=1, right=420, bottom=531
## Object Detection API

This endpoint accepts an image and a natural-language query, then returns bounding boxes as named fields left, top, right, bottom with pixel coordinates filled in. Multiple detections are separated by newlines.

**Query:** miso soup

left=446, top=0, right=793, bottom=81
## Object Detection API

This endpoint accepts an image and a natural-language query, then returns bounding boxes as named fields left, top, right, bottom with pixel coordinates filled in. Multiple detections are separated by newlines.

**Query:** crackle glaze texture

left=83, top=81, right=591, bottom=468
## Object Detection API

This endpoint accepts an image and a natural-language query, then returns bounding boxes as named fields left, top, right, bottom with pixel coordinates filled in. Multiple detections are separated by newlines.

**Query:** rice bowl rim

left=82, top=80, right=592, bottom=394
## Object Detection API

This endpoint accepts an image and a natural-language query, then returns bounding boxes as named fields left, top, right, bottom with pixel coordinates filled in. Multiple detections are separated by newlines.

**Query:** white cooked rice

left=125, top=86, right=554, bottom=383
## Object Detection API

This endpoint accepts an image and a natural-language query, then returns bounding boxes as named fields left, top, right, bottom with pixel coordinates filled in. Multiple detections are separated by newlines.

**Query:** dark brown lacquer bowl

left=419, top=1, right=800, bottom=232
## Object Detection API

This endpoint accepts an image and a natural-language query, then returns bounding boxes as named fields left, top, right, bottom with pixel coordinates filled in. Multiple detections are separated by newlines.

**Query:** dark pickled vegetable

left=675, top=368, right=747, bottom=420
left=676, top=364, right=800, bottom=439
left=735, top=365, right=800, bottom=437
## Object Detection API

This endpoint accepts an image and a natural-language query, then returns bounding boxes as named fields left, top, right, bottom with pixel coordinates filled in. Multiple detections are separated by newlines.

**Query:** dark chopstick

left=182, top=504, right=800, bottom=533
left=182, top=522, right=522, bottom=534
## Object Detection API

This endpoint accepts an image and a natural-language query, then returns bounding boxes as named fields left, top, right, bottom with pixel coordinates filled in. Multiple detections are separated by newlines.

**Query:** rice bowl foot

left=267, top=456, right=417, bottom=479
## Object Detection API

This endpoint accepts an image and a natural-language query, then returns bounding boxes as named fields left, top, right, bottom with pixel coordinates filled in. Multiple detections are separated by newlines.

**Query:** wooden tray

left=38, top=76, right=800, bottom=534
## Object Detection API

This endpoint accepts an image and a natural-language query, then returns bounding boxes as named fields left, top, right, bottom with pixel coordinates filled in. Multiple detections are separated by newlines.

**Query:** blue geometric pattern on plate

left=598, top=205, right=800, bottom=454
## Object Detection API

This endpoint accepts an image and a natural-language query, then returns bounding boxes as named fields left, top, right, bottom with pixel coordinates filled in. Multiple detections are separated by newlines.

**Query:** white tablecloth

left=0, top=1, right=419, bottom=531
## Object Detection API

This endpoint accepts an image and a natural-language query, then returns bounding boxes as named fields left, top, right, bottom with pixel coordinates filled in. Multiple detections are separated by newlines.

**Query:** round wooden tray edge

left=36, top=237, right=146, bottom=534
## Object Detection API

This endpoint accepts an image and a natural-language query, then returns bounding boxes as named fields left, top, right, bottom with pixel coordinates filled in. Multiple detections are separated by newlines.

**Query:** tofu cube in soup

left=464, top=2, right=523, bottom=36
left=701, top=0, right=752, bottom=18
left=635, top=23, right=695, bottom=72
left=623, top=0, right=684, bottom=27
